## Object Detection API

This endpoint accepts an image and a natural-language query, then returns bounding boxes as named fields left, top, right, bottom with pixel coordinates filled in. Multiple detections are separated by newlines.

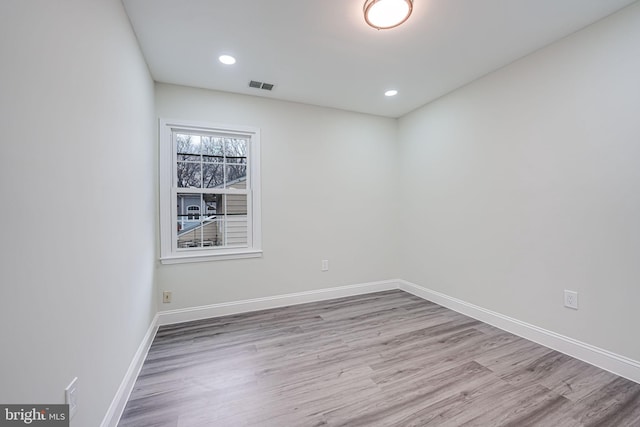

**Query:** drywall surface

left=156, top=84, right=399, bottom=309
left=0, top=1, right=157, bottom=425
left=398, top=2, right=640, bottom=361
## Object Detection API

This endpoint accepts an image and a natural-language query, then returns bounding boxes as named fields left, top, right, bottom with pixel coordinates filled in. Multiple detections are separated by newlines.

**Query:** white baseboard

left=100, top=313, right=160, bottom=427
left=398, top=279, right=640, bottom=384
left=157, top=280, right=399, bottom=326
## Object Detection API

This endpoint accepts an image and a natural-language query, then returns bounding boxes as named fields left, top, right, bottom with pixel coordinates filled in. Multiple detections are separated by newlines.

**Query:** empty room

left=2, top=0, right=640, bottom=426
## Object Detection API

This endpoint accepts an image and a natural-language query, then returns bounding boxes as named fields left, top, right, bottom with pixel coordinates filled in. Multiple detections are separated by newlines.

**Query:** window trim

left=159, top=118, right=262, bottom=264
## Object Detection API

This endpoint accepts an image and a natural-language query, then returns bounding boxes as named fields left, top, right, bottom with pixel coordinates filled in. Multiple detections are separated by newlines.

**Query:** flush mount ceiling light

left=364, top=0, right=413, bottom=30
left=385, top=89, right=398, bottom=97
left=218, top=54, right=236, bottom=65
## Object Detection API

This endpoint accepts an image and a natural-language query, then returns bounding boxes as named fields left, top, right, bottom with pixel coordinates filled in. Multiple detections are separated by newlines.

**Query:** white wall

left=156, top=84, right=398, bottom=309
left=0, top=1, right=156, bottom=426
left=398, top=2, right=640, bottom=361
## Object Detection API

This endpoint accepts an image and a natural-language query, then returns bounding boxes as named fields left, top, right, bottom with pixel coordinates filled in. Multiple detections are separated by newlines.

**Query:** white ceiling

left=123, top=0, right=637, bottom=118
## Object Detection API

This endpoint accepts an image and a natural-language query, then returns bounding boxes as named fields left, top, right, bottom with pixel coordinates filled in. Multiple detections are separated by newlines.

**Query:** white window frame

left=159, top=119, right=262, bottom=264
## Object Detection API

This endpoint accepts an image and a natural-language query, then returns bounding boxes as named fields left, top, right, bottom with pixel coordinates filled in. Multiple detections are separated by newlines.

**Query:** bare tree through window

left=176, top=134, right=247, bottom=189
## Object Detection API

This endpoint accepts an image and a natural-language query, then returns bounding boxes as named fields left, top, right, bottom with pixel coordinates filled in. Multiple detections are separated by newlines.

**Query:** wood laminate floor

left=119, top=290, right=640, bottom=426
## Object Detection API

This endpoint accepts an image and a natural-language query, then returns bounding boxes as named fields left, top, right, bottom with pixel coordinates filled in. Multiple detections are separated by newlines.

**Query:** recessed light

left=385, top=90, right=398, bottom=97
left=218, top=55, right=236, bottom=65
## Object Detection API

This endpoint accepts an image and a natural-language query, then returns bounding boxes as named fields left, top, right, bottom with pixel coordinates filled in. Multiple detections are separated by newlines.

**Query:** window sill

left=160, top=249, right=263, bottom=265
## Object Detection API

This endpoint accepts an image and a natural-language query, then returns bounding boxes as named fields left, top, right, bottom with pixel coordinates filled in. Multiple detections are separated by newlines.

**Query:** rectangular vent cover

left=249, top=80, right=274, bottom=91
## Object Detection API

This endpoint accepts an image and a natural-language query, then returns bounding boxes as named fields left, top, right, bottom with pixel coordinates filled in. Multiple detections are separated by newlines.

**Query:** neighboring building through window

left=159, top=119, right=261, bottom=263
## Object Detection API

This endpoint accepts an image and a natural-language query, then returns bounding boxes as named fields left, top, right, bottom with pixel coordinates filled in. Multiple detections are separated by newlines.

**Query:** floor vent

left=249, top=80, right=275, bottom=91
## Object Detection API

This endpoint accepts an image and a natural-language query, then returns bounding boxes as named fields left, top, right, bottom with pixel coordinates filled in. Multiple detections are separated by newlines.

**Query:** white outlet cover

left=564, top=290, right=578, bottom=310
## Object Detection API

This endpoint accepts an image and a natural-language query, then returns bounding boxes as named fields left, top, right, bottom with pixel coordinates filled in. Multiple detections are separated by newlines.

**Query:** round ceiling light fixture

left=364, top=0, right=413, bottom=30
left=385, top=89, right=398, bottom=97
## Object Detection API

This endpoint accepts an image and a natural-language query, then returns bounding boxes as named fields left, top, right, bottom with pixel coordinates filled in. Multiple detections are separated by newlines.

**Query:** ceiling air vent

left=249, top=80, right=275, bottom=91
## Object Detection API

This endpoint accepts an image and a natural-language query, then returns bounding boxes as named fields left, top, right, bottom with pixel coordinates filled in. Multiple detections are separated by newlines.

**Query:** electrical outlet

left=321, top=260, right=329, bottom=272
left=163, top=291, right=172, bottom=303
left=65, top=377, right=78, bottom=419
left=564, top=290, right=578, bottom=310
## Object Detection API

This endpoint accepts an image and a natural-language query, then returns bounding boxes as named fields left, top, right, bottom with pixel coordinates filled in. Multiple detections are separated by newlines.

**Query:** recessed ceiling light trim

left=364, top=0, right=413, bottom=30
left=218, top=54, right=236, bottom=65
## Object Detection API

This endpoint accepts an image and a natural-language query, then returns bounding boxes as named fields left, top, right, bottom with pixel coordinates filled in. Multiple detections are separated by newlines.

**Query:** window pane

left=202, top=136, right=224, bottom=163
left=201, top=218, right=224, bottom=247
left=221, top=194, right=248, bottom=247
left=177, top=162, right=201, bottom=188
left=222, top=194, right=248, bottom=216
left=226, top=217, right=247, bottom=246
left=225, top=164, right=247, bottom=188
left=203, top=193, right=219, bottom=216
left=224, top=138, right=247, bottom=159
left=203, top=163, right=224, bottom=188
left=176, top=193, right=201, bottom=248
left=177, top=134, right=201, bottom=154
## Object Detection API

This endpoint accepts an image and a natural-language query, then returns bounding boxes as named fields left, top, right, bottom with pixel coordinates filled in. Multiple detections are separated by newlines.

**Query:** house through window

left=186, top=205, right=200, bottom=220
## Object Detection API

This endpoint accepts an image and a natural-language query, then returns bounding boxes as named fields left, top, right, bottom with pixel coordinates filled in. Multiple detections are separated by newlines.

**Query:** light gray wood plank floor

left=119, top=290, right=640, bottom=426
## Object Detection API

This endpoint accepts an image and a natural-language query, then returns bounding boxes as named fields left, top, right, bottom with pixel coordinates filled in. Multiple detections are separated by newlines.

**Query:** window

left=159, top=119, right=261, bottom=263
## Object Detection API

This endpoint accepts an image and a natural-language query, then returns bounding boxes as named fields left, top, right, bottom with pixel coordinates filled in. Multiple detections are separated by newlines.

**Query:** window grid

left=174, top=133, right=250, bottom=252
